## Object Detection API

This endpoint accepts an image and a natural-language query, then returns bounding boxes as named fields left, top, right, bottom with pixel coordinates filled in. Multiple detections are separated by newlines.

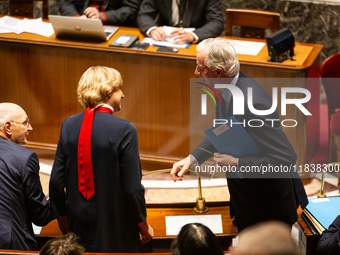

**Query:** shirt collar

left=221, top=71, right=239, bottom=102
left=95, top=103, right=114, bottom=113
left=230, top=71, right=239, bottom=86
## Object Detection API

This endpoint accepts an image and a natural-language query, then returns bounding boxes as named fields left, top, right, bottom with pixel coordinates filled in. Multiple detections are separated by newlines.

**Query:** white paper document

left=0, top=16, right=23, bottom=34
left=20, top=18, right=54, bottom=37
left=142, top=26, right=195, bottom=49
left=0, top=16, right=54, bottom=37
left=0, top=27, right=15, bottom=34
left=32, top=223, right=42, bottom=235
left=165, top=214, right=223, bottom=236
left=227, top=39, right=265, bottom=56
left=142, top=37, right=189, bottom=49
left=162, top=26, right=195, bottom=44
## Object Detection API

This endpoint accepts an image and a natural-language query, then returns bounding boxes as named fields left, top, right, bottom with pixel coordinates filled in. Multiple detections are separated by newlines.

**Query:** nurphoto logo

left=197, top=81, right=311, bottom=128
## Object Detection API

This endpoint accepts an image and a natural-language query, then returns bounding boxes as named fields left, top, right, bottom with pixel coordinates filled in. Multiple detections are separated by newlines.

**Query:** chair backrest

left=3, top=0, right=48, bottom=19
left=225, top=8, right=280, bottom=39
left=321, top=53, right=340, bottom=115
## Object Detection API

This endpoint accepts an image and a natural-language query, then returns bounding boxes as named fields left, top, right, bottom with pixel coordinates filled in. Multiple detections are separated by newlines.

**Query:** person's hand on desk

left=213, top=153, right=238, bottom=168
left=138, top=219, right=154, bottom=244
left=83, top=7, right=100, bottom=19
left=170, top=27, right=195, bottom=44
left=171, top=156, right=192, bottom=182
left=150, top=27, right=168, bottom=41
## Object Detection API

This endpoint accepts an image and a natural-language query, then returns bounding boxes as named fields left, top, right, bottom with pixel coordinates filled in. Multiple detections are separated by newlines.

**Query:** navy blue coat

left=0, top=137, right=51, bottom=250
left=49, top=111, right=146, bottom=252
left=317, top=215, right=340, bottom=255
left=191, top=72, right=308, bottom=231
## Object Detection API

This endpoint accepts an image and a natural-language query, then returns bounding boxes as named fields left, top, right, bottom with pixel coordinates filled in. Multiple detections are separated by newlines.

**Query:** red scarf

left=77, top=106, right=113, bottom=200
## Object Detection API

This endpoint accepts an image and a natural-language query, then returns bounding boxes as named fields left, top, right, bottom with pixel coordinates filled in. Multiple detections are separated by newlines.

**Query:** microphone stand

left=142, top=169, right=209, bottom=213
left=317, top=162, right=340, bottom=198
left=318, top=162, right=340, bottom=197
left=317, top=171, right=326, bottom=198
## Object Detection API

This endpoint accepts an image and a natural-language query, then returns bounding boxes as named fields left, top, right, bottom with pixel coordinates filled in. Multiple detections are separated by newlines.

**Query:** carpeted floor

left=39, top=159, right=339, bottom=202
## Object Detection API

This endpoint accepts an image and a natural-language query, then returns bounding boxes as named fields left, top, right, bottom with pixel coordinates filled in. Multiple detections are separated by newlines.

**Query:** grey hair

left=196, top=38, right=240, bottom=77
left=0, top=105, right=14, bottom=131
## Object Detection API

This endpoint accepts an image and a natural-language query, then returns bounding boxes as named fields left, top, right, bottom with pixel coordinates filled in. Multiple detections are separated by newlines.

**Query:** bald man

left=0, top=103, right=52, bottom=250
left=231, top=221, right=299, bottom=255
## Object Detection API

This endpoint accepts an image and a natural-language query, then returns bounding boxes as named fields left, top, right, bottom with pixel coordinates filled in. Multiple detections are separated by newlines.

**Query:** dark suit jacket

left=49, top=111, right=146, bottom=252
left=0, top=137, right=51, bottom=250
left=191, top=72, right=308, bottom=231
left=317, top=215, right=340, bottom=255
left=60, top=0, right=141, bottom=27
left=137, top=0, right=224, bottom=42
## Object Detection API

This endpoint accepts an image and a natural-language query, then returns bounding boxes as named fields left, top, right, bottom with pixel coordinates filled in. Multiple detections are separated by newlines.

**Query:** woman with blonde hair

left=49, top=66, right=153, bottom=253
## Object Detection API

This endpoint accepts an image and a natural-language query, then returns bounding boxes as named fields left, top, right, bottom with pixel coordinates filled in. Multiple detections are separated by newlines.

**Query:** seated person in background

left=40, top=233, right=85, bottom=255
left=60, top=0, right=141, bottom=27
left=0, top=103, right=53, bottom=250
left=230, top=221, right=299, bottom=255
left=171, top=223, right=224, bottom=255
left=317, top=215, right=340, bottom=255
left=137, top=0, right=224, bottom=44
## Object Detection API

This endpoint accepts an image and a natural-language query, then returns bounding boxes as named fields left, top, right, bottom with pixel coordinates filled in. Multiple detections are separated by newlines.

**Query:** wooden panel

left=225, top=8, right=280, bottom=38
left=0, top=16, right=323, bottom=168
left=0, top=41, right=195, bottom=161
left=38, top=203, right=236, bottom=251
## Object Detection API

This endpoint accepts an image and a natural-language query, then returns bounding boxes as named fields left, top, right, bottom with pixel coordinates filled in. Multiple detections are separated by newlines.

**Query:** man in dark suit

left=0, top=103, right=52, bottom=250
left=317, top=215, right=340, bottom=255
left=137, top=0, right=224, bottom=44
left=231, top=221, right=299, bottom=255
left=60, top=0, right=141, bottom=27
left=171, top=38, right=308, bottom=231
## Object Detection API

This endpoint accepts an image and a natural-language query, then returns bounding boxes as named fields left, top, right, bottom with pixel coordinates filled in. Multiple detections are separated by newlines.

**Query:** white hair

left=196, top=38, right=240, bottom=77
left=0, top=104, right=14, bottom=131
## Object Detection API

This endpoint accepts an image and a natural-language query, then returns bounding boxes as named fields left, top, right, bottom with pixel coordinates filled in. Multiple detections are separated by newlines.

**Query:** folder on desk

left=109, top=34, right=139, bottom=48
left=303, top=197, right=340, bottom=235
left=203, top=116, right=260, bottom=158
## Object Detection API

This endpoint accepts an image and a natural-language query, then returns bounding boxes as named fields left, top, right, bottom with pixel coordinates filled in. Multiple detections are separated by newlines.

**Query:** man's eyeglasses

left=196, top=65, right=205, bottom=72
left=10, top=119, right=30, bottom=127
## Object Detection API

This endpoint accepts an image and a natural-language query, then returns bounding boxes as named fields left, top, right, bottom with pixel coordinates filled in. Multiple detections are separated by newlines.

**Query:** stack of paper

left=142, top=26, right=194, bottom=49
left=0, top=16, right=54, bottom=37
left=302, top=197, right=340, bottom=235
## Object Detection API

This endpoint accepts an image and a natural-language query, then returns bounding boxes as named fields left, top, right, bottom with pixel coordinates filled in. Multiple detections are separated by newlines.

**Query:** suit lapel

left=84, top=0, right=90, bottom=12
left=226, top=98, right=233, bottom=118
left=165, top=0, right=173, bottom=25
left=183, top=0, right=195, bottom=27
left=227, top=72, right=245, bottom=118
left=103, top=0, right=108, bottom=9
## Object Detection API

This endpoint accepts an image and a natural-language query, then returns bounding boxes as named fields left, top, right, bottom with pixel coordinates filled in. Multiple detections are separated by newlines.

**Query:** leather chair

left=320, top=53, right=340, bottom=191
left=225, top=8, right=280, bottom=39
left=0, top=0, right=48, bottom=19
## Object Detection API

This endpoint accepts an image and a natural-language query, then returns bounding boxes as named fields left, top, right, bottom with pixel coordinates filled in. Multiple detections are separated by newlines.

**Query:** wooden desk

left=0, top=16, right=323, bottom=167
left=296, top=207, right=320, bottom=255
left=0, top=250, right=230, bottom=255
left=37, top=202, right=236, bottom=252
left=0, top=250, right=173, bottom=255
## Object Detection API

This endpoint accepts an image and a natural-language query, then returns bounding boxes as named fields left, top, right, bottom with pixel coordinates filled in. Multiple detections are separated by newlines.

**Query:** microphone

left=142, top=169, right=209, bottom=213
